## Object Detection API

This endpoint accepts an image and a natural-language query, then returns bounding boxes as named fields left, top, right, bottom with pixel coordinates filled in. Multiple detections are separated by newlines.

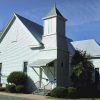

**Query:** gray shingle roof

left=15, top=14, right=43, bottom=43
left=71, top=39, right=100, bottom=57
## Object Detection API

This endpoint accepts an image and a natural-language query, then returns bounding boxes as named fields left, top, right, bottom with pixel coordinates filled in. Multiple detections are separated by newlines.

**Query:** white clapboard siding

left=0, top=16, right=41, bottom=84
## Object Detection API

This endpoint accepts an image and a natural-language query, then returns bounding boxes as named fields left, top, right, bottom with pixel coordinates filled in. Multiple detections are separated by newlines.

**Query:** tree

left=71, top=50, right=94, bottom=88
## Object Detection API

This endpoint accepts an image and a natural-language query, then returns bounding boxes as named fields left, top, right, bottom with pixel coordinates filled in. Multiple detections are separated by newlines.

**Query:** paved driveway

left=0, top=93, right=100, bottom=100
left=0, top=95, right=28, bottom=100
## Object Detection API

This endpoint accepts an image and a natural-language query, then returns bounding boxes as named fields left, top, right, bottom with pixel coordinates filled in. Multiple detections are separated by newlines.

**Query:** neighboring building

left=71, top=39, right=100, bottom=85
left=0, top=5, right=100, bottom=93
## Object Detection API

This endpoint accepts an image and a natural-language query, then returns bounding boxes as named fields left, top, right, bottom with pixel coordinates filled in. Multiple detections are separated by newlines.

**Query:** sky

left=0, top=0, right=100, bottom=43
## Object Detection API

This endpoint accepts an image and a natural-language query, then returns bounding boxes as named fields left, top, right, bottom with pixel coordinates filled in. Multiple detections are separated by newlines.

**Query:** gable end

left=0, top=15, right=16, bottom=43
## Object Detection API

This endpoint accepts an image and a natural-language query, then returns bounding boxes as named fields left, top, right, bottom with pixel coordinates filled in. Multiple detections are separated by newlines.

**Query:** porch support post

left=39, top=67, right=42, bottom=88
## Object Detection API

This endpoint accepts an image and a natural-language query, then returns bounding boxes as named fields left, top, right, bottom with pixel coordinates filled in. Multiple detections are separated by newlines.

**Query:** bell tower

left=43, top=5, right=69, bottom=87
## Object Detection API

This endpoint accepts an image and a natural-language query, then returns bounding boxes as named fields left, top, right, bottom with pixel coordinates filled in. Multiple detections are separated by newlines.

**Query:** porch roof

left=29, top=49, right=57, bottom=67
left=29, top=58, right=56, bottom=67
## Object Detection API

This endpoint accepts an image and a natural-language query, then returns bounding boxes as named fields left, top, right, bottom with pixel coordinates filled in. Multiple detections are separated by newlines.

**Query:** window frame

left=48, top=19, right=52, bottom=33
left=23, top=62, right=28, bottom=73
left=95, top=68, right=99, bottom=85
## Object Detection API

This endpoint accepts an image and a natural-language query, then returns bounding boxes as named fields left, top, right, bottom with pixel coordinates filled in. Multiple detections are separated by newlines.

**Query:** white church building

left=0, top=5, right=100, bottom=93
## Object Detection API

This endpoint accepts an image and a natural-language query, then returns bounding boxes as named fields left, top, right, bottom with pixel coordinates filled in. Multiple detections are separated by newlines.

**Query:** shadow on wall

left=26, top=76, right=37, bottom=93
left=42, top=66, right=56, bottom=84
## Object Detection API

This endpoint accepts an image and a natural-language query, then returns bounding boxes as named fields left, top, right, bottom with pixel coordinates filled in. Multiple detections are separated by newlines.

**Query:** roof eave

left=0, top=14, right=16, bottom=43
left=43, top=15, right=67, bottom=21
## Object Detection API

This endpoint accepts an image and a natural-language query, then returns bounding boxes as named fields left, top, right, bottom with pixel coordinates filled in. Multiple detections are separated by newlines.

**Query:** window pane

left=48, top=19, right=52, bottom=33
left=23, top=62, right=28, bottom=73
left=95, top=68, right=99, bottom=85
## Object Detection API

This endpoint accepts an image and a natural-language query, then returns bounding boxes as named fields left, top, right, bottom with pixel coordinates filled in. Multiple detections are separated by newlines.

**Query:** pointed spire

left=48, top=4, right=63, bottom=17
left=54, top=3, right=56, bottom=8
left=43, top=4, right=66, bottom=20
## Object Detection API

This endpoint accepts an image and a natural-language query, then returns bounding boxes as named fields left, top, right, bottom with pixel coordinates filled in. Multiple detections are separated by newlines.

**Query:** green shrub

left=16, top=85, right=25, bottom=93
left=0, top=87, right=6, bottom=91
left=77, top=85, right=99, bottom=98
left=7, top=71, right=27, bottom=85
left=51, top=87, right=67, bottom=98
left=6, top=85, right=16, bottom=93
left=67, top=87, right=77, bottom=98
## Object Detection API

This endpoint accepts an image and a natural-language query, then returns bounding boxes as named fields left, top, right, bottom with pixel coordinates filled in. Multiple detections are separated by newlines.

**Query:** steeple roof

left=47, top=4, right=63, bottom=17
left=43, top=5, right=66, bottom=20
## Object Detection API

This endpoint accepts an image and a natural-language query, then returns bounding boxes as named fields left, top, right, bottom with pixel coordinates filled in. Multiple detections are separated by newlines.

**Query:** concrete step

left=33, top=89, right=51, bottom=96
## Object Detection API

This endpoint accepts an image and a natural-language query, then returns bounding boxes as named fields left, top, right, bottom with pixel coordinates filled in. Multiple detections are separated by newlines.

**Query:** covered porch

left=28, top=50, right=57, bottom=90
